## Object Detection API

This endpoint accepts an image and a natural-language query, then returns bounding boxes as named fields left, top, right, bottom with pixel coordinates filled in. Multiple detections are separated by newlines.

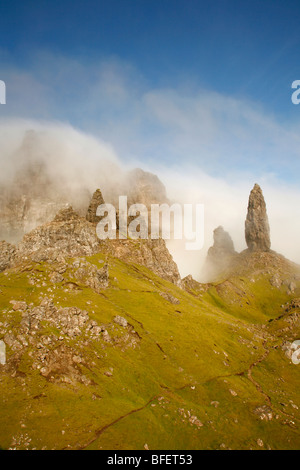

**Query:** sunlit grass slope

left=0, top=251, right=299, bottom=450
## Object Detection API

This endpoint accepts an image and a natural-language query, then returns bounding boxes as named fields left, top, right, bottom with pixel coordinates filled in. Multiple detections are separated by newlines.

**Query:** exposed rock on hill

left=181, top=274, right=202, bottom=292
left=208, top=226, right=236, bottom=260
left=245, top=184, right=271, bottom=252
left=13, top=207, right=101, bottom=264
left=86, top=189, right=105, bottom=223
left=99, top=238, right=181, bottom=286
left=73, top=260, right=109, bottom=292
left=203, top=226, right=237, bottom=281
left=201, top=185, right=273, bottom=282
left=110, top=168, right=170, bottom=235
left=0, top=130, right=171, bottom=259
left=53, top=206, right=80, bottom=222
left=5, top=205, right=181, bottom=285
left=0, top=134, right=170, bottom=248
left=222, top=250, right=300, bottom=297
left=1, top=172, right=300, bottom=450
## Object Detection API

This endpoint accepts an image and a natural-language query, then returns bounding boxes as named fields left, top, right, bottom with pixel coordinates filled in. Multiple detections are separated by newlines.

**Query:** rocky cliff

left=0, top=130, right=181, bottom=285
left=4, top=203, right=181, bottom=286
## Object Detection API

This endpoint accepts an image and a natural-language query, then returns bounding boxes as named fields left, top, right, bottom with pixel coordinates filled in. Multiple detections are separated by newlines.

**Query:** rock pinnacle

left=245, top=184, right=271, bottom=252
left=86, top=189, right=105, bottom=224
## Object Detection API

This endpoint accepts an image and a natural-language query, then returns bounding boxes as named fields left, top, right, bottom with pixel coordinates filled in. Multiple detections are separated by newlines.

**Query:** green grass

left=0, top=253, right=299, bottom=449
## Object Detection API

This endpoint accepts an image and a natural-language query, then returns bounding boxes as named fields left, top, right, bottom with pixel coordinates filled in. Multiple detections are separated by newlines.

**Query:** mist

left=0, top=118, right=300, bottom=282
left=0, top=118, right=124, bottom=194
left=161, top=169, right=300, bottom=281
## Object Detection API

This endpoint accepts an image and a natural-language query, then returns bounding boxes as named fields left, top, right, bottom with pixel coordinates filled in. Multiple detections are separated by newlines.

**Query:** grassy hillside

left=0, top=251, right=299, bottom=450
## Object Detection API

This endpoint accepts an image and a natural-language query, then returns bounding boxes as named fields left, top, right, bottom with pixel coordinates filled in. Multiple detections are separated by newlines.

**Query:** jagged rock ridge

left=3, top=202, right=181, bottom=286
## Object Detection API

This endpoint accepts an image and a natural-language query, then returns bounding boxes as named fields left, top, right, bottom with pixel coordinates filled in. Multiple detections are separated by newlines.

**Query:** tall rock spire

left=245, top=184, right=271, bottom=252
left=86, top=189, right=105, bottom=224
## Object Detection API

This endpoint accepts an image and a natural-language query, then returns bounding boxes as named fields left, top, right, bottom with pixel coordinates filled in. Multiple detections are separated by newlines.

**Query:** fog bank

left=0, top=119, right=300, bottom=281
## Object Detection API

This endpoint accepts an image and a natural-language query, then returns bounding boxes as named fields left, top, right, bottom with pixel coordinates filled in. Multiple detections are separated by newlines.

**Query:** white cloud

left=1, top=54, right=300, bottom=280
left=2, top=52, right=300, bottom=180
left=161, top=168, right=300, bottom=280
left=0, top=118, right=123, bottom=195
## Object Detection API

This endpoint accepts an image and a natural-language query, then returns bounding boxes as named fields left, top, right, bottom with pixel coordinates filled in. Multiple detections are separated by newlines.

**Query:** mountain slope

left=0, top=248, right=299, bottom=450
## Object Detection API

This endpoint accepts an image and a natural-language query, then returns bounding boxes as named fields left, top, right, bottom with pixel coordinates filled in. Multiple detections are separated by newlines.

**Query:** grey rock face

left=86, top=189, right=105, bottom=224
left=245, top=184, right=271, bottom=252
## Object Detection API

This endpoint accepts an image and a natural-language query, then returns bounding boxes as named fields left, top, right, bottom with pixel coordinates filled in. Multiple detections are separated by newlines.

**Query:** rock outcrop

left=199, top=184, right=273, bottom=281
left=13, top=207, right=101, bottom=264
left=0, top=241, right=16, bottom=272
left=53, top=205, right=80, bottom=222
left=4, top=204, right=181, bottom=285
left=203, top=226, right=237, bottom=280
left=86, top=189, right=105, bottom=224
left=100, top=238, right=182, bottom=286
left=0, top=136, right=182, bottom=286
left=245, top=184, right=271, bottom=252
left=209, top=226, right=236, bottom=257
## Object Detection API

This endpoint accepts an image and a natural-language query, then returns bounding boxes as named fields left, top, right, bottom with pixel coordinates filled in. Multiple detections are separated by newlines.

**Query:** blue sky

left=1, top=0, right=300, bottom=183
left=1, top=0, right=300, bottom=271
left=1, top=0, right=299, bottom=108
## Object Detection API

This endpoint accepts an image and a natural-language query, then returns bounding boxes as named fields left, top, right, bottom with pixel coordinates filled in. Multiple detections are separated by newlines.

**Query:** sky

left=1, top=0, right=300, bottom=277
left=1, top=0, right=300, bottom=112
